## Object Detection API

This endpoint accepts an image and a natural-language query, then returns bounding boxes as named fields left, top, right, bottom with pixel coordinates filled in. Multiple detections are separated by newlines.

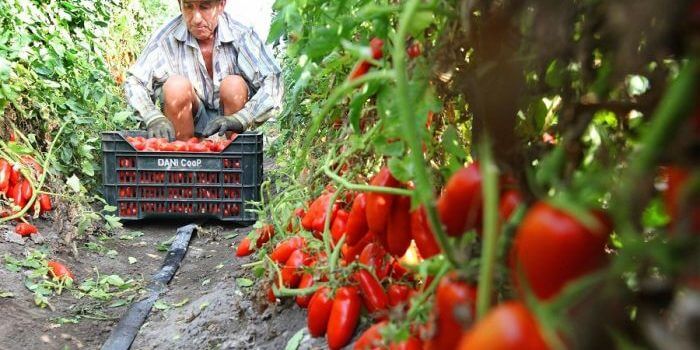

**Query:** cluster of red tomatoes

left=125, top=136, right=234, bottom=153
left=348, top=37, right=422, bottom=82
left=232, top=161, right=630, bottom=349
left=1, top=154, right=53, bottom=237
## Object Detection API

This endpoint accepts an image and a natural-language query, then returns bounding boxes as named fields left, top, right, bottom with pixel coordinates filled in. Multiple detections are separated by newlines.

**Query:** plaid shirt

left=124, top=13, right=283, bottom=129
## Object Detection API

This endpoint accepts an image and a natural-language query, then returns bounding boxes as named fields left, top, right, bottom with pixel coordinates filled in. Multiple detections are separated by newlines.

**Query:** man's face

left=180, top=0, right=226, bottom=41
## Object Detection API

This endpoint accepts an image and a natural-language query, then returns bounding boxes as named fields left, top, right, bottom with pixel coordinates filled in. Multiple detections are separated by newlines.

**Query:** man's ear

left=219, top=0, right=227, bottom=11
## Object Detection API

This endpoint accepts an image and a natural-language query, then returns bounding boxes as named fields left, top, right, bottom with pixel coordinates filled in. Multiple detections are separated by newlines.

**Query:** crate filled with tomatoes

left=101, top=130, right=263, bottom=224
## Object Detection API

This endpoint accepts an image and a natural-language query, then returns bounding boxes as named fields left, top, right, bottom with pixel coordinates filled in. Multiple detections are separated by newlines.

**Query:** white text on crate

left=157, top=158, right=203, bottom=168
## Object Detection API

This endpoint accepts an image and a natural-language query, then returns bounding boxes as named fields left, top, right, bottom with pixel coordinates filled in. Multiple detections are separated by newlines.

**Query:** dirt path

left=0, top=219, right=328, bottom=350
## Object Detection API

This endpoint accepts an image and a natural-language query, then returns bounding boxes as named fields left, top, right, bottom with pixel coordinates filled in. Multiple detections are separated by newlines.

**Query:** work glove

left=147, top=116, right=175, bottom=141
left=202, top=115, right=246, bottom=137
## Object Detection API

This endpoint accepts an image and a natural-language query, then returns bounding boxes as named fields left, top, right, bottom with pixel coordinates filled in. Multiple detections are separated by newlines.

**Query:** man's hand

left=147, top=116, right=176, bottom=141
left=202, top=115, right=245, bottom=137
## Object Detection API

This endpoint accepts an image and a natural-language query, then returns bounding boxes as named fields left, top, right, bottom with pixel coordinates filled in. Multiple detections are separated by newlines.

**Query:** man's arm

left=228, top=28, right=284, bottom=129
left=123, top=40, right=170, bottom=127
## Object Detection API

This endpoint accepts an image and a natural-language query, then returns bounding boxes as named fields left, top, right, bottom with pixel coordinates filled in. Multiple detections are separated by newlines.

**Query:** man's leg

left=220, top=75, right=249, bottom=116
left=162, top=75, right=199, bottom=141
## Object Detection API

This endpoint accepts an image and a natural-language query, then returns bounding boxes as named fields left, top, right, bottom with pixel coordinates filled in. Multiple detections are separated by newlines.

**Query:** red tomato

left=370, top=38, right=384, bottom=59
left=511, top=201, right=611, bottom=300
left=295, top=273, right=315, bottom=308
left=160, top=142, right=176, bottom=151
left=437, top=163, right=483, bottom=236
left=21, top=155, right=43, bottom=174
left=425, top=273, right=478, bottom=350
left=15, top=222, right=38, bottom=236
left=346, top=193, right=369, bottom=245
left=349, top=38, right=384, bottom=81
left=343, top=231, right=376, bottom=263
left=387, top=195, right=412, bottom=256
left=499, top=189, right=523, bottom=222
left=10, top=182, right=26, bottom=208
left=145, top=138, right=160, bottom=151
left=353, top=321, right=387, bottom=350
left=9, top=163, right=21, bottom=185
left=0, top=159, right=10, bottom=194
left=254, top=224, right=275, bottom=248
left=354, top=269, right=388, bottom=315
left=410, top=207, right=441, bottom=258
left=359, top=243, right=390, bottom=280
left=366, top=167, right=400, bottom=236
left=267, top=285, right=277, bottom=303
left=131, top=138, right=146, bottom=151
left=281, top=249, right=308, bottom=288
left=302, top=192, right=339, bottom=233
left=390, top=336, right=423, bottom=350
left=662, top=166, right=700, bottom=234
left=235, top=237, right=254, bottom=257
left=38, top=194, right=52, bottom=213
left=387, top=284, right=412, bottom=308
left=21, top=179, right=33, bottom=201
left=187, top=142, right=208, bottom=152
left=457, top=302, right=550, bottom=350
left=331, top=209, right=350, bottom=244
left=171, top=141, right=187, bottom=151
left=406, top=42, right=421, bottom=58
left=47, top=261, right=75, bottom=281
left=270, top=236, right=305, bottom=264
left=349, top=61, right=371, bottom=80
left=308, top=287, right=333, bottom=337
left=327, top=286, right=362, bottom=349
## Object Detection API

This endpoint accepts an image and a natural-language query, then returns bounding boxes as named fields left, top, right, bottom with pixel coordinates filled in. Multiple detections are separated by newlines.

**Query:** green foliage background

left=0, top=0, right=177, bottom=190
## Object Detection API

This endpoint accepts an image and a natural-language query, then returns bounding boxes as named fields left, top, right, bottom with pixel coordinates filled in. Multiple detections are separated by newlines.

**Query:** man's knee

left=220, top=75, right=248, bottom=114
left=163, top=75, right=195, bottom=108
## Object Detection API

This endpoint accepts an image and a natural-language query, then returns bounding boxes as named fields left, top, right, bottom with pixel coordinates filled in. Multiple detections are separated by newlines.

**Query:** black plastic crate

left=101, top=130, right=263, bottom=224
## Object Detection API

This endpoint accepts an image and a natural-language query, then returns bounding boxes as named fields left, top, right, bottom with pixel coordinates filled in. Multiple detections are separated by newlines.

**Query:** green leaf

left=113, top=111, right=132, bottom=124
left=128, top=257, right=137, bottom=265
left=626, top=75, right=650, bottom=97
left=387, top=157, right=414, bottom=183
left=172, top=298, right=189, bottom=308
left=103, top=275, right=125, bottom=287
left=108, top=299, right=128, bottom=308
left=285, top=328, right=305, bottom=350
left=407, top=11, right=434, bottom=37
left=544, top=60, right=565, bottom=88
left=224, top=232, right=238, bottom=240
left=236, top=278, right=254, bottom=288
left=66, top=175, right=81, bottom=193
left=153, top=300, right=170, bottom=311
left=442, top=126, right=467, bottom=161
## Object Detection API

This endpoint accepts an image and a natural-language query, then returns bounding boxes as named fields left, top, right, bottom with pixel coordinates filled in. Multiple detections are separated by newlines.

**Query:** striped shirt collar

left=172, top=14, right=236, bottom=48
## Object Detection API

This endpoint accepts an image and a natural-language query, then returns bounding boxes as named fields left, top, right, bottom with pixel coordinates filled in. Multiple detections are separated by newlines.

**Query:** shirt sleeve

left=123, top=37, right=171, bottom=126
left=232, top=28, right=284, bottom=129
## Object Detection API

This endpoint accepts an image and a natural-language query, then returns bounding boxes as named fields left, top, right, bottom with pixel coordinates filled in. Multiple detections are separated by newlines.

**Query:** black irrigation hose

left=101, top=224, right=197, bottom=350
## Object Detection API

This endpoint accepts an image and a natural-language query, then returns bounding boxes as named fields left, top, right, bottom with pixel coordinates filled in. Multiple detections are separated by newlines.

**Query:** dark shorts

left=156, top=87, right=218, bottom=136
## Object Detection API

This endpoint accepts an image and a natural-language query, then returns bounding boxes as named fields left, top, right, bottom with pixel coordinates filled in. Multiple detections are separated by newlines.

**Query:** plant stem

left=476, top=140, right=499, bottom=320
left=407, top=262, right=449, bottom=320
left=323, top=186, right=344, bottom=272
left=393, top=0, right=458, bottom=267
left=323, top=165, right=414, bottom=196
